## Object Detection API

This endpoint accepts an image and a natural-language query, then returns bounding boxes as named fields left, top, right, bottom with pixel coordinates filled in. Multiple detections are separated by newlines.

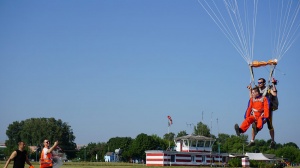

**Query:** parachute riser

left=263, top=64, right=277, bottom=97
left=249, top=65, right=255, bottom=87
left=249, top=61, right=277, bottom=97
left=268, top=65, right=276, bottom=85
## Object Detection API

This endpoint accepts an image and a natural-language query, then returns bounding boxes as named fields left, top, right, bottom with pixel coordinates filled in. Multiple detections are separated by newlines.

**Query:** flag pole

left=167, top=115, right=172, bottom=150
left=168, top=124, right=170, bottom=149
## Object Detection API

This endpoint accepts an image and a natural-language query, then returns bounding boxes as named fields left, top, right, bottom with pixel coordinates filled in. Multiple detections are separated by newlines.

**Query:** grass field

left=0, top=161, right=206, bottom=168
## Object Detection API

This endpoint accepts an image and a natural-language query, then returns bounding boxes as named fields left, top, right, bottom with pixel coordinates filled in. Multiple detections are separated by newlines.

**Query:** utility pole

left=201, top=111, right=204, bottom=135
left=84, top=146, right=86, bottom=162
left=210, top=112, right=213, bottom=167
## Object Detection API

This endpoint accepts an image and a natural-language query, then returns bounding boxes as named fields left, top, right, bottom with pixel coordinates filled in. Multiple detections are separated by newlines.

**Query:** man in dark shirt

left=3, top=141, right=33, bottom=168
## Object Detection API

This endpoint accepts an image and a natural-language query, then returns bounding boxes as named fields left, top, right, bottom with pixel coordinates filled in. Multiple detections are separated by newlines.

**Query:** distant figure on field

left=40, top=139, right=59, bottom=168
left=3, top=141, right=33, bottom=168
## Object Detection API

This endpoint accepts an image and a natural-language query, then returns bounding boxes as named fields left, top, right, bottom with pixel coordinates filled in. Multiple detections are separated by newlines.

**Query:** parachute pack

left=266, top=86, right=279, bottom=111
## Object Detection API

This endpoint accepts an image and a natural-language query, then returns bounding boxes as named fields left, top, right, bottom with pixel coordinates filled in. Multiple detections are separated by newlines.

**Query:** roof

left=229, top=153, right=245, bottom=158
left=175, top=134, right=215, bottom=141
left=245, top=153, right=271, bottom=160
left=264, top=154, right=276, bottom=159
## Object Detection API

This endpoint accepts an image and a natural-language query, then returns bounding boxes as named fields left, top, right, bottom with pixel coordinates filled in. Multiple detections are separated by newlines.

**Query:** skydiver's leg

left=240, top=116, right=255, bottom=133
left=267, top=110, right=275, bottom=140
left=247, top=117, right=259, bottom=146
left=256, top=116, right=264, bottom=130
left=247, top=128, right=256, bottom=146
left=267, top=110, right=275, bottom=148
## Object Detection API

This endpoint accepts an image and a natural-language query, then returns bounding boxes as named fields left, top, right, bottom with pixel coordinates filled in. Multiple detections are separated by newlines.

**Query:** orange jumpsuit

left=239, top=96, right=269, bottom=133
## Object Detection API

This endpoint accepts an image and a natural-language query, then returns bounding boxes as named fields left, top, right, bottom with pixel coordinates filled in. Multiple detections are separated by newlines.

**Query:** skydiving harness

left=249, top=59, right=277, bottom=95
left=249, top=59, right=279, bottom=111
left=250, top=97, right=265, bottom=119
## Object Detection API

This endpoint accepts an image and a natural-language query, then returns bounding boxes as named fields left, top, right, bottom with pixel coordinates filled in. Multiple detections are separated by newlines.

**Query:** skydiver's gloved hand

left=247, top=85, right=252, bottom=90
left=272, top=78, right=278, bottom=85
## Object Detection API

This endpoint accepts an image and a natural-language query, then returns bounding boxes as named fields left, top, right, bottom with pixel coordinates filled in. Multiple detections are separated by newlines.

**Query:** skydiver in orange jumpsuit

left=235, top=87, right=269, bottom=136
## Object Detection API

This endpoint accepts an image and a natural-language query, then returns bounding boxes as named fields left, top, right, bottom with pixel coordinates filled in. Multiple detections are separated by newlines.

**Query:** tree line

left=2, top=118, right=300, bottom=164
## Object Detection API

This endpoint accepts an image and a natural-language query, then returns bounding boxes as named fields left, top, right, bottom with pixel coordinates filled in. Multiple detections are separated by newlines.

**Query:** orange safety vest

left=40, top=148, right=53, bottom=168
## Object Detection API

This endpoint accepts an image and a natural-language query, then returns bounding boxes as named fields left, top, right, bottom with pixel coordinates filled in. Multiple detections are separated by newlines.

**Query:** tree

left=177, top=130, right=188, bottom=137
left=130, top=133, right=156, bottom=160
left=217, top=133, right=230, bottom=144
left=151, top=134, right=168, bottom=150
left=95, top=142, right=109, bottom=162
left=5, top=118, right=77, bottom=159
left=77, top=142, right=97, bottom=162
left=275, top=146, right=300, bottom=163
left=163, top=132, right=175, bottom=141
left=215, top=133, right=230, bottom=153
left=107, top=137, right=133, bottom=161
left=283, top=142, right=299, bottom=149
left=221, top=134, right=248, bottom=153
left=194, top=122, right=211, bottom=136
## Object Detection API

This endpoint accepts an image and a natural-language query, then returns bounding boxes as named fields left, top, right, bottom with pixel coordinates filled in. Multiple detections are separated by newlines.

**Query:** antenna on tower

left=201, top=111, right=204, bottom=136
left=186, top=122, right=194, bottom=134
left=210, top=112, right=213, bottom=136
left=217, top=118, right=219, bottom=138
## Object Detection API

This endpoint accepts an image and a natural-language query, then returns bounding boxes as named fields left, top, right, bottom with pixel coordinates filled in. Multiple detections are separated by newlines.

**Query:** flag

left=167, top=115, right=173, bottom=126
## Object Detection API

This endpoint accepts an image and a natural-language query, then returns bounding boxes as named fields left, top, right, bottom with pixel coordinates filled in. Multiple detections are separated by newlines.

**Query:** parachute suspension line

left=274, top=67, right=286, bottom=76
left=273, top=0, right=300, bottom=62
left=278, top=0, right=300, bottom=61
left=251, top=0, right=258, bottom=63
left=273, top=0, right=284, bottom=60
left=243, top=1, right=251, bottom=62
left=224, top=0, right=252, bottom=63
left=198, top=0, right=249, bottom=62
left=269, top=0, right=277, bottom=61
left=243, top=0, right=258, bottom=64
left=275, top=0, right=289, bottom=59
left=275, top=0, right=293, bottom=61
left=225, top=0, right=258, bottom=64
left=244, top=0, right=256, bottom=63
left=197, top=0, right=257, bottom=64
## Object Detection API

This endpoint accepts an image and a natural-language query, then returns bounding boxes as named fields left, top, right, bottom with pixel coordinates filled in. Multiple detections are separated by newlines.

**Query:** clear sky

left=1, top=0, right=300, bottom=148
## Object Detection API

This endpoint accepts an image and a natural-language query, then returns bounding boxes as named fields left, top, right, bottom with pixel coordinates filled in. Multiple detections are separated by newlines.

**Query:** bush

left=249, top=160, right=274, bottom=168
left=228, top=158, right=241, bottom=167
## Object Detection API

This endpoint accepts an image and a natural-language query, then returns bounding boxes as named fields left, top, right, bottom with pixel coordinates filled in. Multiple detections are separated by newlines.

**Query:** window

left=198, top=141, right=204, bottom=147
left=191, top=155, right=195, bottom=162
left=171, top=155, right=175, bottom=162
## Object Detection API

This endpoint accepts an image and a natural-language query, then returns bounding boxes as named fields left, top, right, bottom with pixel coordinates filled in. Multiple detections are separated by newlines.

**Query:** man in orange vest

left=40, top=140, right=58, bottom=168
left=235, top=87, right=269, bottom=136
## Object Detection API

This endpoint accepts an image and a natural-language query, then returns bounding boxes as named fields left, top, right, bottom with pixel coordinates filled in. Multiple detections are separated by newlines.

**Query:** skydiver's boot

left=234, top=124, right=241, bottom=136
left=247, top=140, right=255, bottom=146
left=269, top=141, right=276, bottom=149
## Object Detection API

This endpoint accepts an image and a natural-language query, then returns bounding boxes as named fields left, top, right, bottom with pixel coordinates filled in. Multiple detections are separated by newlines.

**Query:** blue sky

left=1, top=0, right=300, bottom=148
